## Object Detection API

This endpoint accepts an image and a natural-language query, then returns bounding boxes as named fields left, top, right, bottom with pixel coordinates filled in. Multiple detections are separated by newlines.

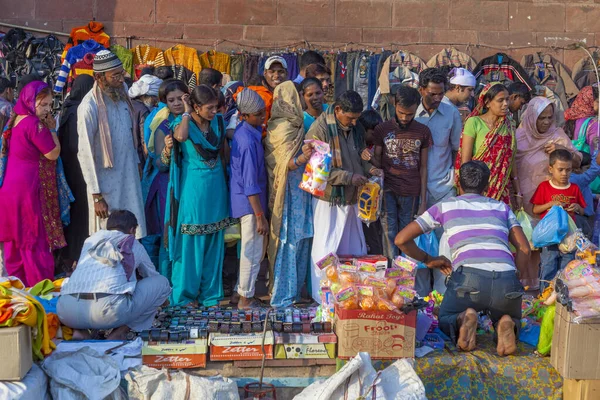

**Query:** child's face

left=509, top=94, right=526, bottom=113
left=241, top=109, right=267, bottom=129
left=594, top=99, right=599, bottom=114
left=549, top=159, right=572, bottom=186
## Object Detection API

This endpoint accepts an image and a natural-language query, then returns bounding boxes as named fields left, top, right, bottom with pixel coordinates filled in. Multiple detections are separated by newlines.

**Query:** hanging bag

left=532, top=206, right=570, bottom=248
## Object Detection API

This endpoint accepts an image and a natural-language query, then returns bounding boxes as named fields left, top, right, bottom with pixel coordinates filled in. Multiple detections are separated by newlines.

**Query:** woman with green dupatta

left=455, top=82, right=523, bottom=208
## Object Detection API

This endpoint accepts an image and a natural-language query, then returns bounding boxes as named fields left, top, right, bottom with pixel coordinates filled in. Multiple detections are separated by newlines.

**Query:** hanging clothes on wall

left=472, top=52, right=534, bottom=93
left=282, top=53, right=299, bottom=81
left=243, top=54, right=259, bottom=85
left=353, top=52, right=370, bottom=109
left=66, top=53, right=94, bottom=91
left=54, top=39, right=106, bottom=93
left=378, top=50, right=427, bottom=95
left=374, top=66, right=420, bottom=120
left=158, top=44, right=202, bottom=81
left=61, top=21, right=110, bottom=61
left=334, top=52, right=348, bottom=100
left=199, top=50, right=231, bottom=74
left=110, top=44, right=134, bottom=78
left=426, top=47, right=477, bottom=71
left=520, top=52, right=579, bottom=109
left=132, top=44, right=163, bottom=79
left=170, top=64, right=197, bottom=89
left=324, top=53, right=337, bottom=104
left=571, top=53, right=600, bottom=90
left=346, top=51, right=360, bottom=91
left=368, top=53, right=381, bottom=109
left=230, top=54, right=245, bottom=82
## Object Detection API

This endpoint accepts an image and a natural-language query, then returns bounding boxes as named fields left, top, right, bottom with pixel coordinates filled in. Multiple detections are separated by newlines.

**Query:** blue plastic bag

left=532, top=205, right=569, bottom=248
left=415, top=231, right=439, bottom=268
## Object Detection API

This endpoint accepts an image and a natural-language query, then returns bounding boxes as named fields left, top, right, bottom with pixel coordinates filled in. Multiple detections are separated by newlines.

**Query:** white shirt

left=61, top=230, right=158, bottom=295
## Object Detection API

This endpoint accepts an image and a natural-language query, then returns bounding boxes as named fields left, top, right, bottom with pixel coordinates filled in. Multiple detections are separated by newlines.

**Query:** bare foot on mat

left=497, top=315, right=517, bottom=356
left=457, top=308, right=478, bottom=351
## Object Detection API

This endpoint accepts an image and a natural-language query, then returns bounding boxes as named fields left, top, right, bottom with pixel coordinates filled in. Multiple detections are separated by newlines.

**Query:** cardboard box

left=209, top=332, right=274, bottom=361
left=334, top=306, right=416, bottom=360
left=274, top=333, right=337, bottom=359
left=142, top=338, right=208, bottom=369
left=551, top=303, right=600, bottom=380
left=0, top=326, right=32, bottom=380
left=563, top=379, right=600, bottom=400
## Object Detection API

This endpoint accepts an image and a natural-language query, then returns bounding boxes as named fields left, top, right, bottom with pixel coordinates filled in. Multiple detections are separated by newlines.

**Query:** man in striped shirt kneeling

left=395, top=161, right=531, bottom=356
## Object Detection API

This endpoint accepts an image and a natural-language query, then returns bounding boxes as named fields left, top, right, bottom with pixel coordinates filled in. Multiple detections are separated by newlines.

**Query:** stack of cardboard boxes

left=551, top=303, right=600, bottom=400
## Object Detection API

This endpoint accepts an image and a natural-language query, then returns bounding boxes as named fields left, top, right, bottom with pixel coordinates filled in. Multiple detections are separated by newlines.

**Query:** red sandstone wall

left=1, top=0, right=599, bottom=69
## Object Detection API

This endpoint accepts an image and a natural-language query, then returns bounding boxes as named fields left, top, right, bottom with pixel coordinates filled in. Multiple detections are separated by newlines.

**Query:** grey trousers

left=57, top=275, right=171, bottom=332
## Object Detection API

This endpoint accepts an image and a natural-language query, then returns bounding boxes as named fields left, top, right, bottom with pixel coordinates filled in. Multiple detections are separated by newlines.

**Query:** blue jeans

left=439, top=267, right=523, bottom=345
left=381, top=190, right=420, bottom=260
left=539, top=245, right=575, bottom=291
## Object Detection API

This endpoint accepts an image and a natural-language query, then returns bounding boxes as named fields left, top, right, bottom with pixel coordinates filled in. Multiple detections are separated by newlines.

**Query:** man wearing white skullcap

left=128, top=74, right=164, bottom=163
left=77, top=49, right=147, bottom=239
left=443, top=68, right=476, bottom=123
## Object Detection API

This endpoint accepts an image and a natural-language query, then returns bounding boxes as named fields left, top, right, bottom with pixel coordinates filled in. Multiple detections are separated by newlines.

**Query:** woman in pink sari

left=516, top=96, right=582, bottom=218
left=0, top=81, right=64, bottom=286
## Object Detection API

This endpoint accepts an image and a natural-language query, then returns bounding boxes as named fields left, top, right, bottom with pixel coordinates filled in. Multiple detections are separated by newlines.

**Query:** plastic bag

left=532, top=206, right=569, bottom=248
left=516, top=208, right=534, bottom=249
left=357, top=176, right=383, bottom=225
left=536, top=304, right=555, bottom=356
left=299, top=139, right=332, bottom=197
left=559, top=215, right=579, bottom=254
left=224, top=223, right=241, bottom=244
left=415, top=231, right=439, bottom=268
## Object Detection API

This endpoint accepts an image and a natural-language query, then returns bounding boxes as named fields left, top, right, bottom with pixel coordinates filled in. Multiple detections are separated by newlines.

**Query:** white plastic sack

left=41, top=347, right=124, bottom=400
left=0, top=364, right=50, bottom=400
left=294, top=352, right=426, bottom=400
left=54, top=338, right=143, bottom=373
left=125, top=365, right=239, bottom=400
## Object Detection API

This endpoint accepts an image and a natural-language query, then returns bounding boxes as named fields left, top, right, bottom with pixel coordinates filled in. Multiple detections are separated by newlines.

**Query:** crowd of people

left=0, top=47, right=598, bottom=352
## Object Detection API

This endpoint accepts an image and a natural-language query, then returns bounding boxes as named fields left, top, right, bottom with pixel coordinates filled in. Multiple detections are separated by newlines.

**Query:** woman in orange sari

left=455, top=82, right=523, bottom=207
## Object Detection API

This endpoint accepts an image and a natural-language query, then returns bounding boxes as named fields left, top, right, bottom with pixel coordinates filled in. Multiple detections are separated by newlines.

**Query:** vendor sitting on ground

left=395, top=161, right=531, bottom=356
left=57, top=210, right=171, bottom=340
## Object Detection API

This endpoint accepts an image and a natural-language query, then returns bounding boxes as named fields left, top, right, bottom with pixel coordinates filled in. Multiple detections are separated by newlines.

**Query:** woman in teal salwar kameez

left=166, top=84, right=236, bottom=306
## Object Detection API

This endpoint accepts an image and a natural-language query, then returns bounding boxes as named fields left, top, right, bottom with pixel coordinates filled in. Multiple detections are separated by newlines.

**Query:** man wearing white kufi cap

left=129, top=74, right=163, bottom=164
left=77, top=50, right=147, bottom=239
left=443, top=68, right=476, bottom=123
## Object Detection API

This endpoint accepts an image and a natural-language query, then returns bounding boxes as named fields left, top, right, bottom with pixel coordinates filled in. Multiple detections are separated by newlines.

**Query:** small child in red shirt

left=531, top=149, right=586, bottom=290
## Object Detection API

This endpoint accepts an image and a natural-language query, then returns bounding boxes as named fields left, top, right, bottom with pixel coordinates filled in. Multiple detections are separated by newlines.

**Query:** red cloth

left=530, top=180, right=586, bottom=218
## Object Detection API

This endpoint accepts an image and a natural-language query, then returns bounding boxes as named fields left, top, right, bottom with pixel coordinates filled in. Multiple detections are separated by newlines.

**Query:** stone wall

left=2, top=0, right=600, bottom=69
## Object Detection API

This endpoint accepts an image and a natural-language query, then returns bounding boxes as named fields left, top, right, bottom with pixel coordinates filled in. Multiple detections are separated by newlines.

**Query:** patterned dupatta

left=455, top=82, right=516, bottom=203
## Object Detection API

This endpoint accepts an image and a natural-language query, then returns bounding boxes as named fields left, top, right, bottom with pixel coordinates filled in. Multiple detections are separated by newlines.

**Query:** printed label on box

left=335, top=306, right=416, bottom=359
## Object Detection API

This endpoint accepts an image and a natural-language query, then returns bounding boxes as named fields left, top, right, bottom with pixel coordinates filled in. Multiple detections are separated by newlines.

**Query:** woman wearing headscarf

left=456, top=82, right=522, bottom=206
left=0, top=81, right=63, bottom=286
left=265, top=81, right=314, bottom=308
left=516, top=96, right=582, bottom=217
left=564, top=86, right=599, bottom=152
left=165, top=84, right=235, bottom=306
left=58, top=75, right=95, bottom=270
left=141, top=79, right=188, bottom=277
left=128, top=74, right=163, bottom=165
left=514, top=96, right=582, bottom=291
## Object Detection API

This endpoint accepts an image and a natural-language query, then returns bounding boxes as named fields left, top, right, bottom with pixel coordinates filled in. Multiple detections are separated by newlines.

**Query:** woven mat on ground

left=414, top=333, right=562, bottom=400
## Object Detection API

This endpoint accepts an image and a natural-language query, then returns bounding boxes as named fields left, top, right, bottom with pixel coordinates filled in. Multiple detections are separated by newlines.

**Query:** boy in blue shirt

left=230, top=89, right=268, bottom=309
